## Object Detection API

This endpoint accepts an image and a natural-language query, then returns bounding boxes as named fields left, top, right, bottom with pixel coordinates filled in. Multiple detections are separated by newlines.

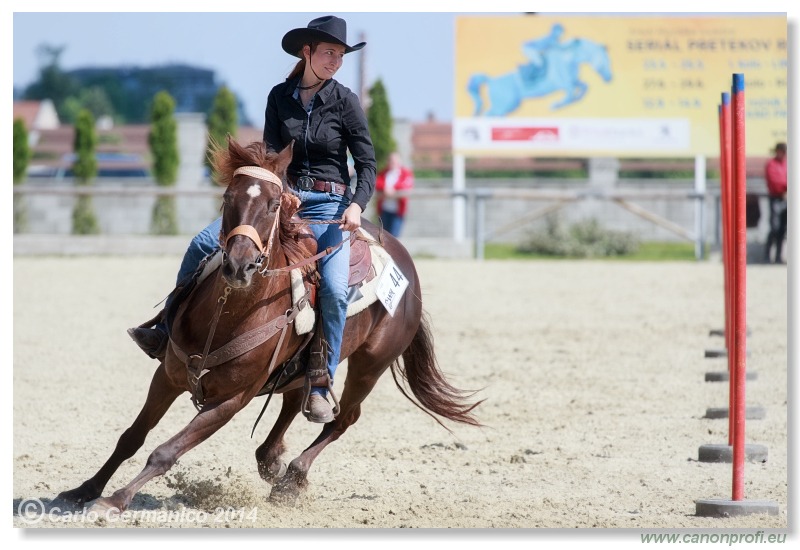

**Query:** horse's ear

left=275, top=141, right=294, bottom=175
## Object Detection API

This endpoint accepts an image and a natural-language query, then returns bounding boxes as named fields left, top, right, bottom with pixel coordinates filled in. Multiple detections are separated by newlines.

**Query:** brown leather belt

left=289, top=175, right=347, bottom=195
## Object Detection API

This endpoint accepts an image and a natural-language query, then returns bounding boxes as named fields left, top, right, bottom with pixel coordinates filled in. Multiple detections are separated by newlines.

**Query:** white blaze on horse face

left=246, top=183, right=262, bottom=199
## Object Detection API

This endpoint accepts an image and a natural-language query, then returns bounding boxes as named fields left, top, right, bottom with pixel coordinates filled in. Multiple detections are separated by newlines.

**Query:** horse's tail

left=391, top=312, right=483, bottom=431
left=467, top=74, right=488, bottom=116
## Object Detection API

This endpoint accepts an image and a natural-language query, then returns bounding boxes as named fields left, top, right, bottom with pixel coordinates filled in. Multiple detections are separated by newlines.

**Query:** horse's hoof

left=86, top=497, right=121, bottom=515
left=58, top=483, right=100, bottom=507
left=258, top=460, right=287, bottom=484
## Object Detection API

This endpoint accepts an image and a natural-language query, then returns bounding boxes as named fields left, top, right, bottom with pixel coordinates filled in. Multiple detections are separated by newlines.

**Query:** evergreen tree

left=366, top=79, right=396, bottom=171
left=205, top=86, right=238, bottom=178
left=13, top=118, right=30, bottom=184
left=13, top=118, right=31, bottom=233
left=148, top=91, right=180, bottom=234
left=71, top=109, right=100, bottom=234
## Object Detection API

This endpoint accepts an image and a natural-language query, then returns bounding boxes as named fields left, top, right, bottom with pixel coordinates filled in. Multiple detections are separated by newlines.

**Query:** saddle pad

left=292, top=227, right=391, bottom=335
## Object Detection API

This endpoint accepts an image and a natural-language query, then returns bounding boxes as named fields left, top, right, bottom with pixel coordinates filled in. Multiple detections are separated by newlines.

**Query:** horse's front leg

left=486, top=76, right=522, bottom=117
left=57, top=363, right=182, bottom=507
left=87, top=394, right=247, bottom=514
left=255, top=388, right=303, bottom=483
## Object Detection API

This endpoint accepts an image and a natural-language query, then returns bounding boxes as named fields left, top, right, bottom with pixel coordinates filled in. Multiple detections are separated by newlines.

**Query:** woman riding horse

left=57, top=135, right=481, bottom=510
left=57, top=16, right=480, bottom=512
left=130, top=15, right=375, bottom=424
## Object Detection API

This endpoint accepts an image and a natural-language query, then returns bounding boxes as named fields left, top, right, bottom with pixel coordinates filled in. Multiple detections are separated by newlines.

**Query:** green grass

left=484, top=241, right=699, bottom=261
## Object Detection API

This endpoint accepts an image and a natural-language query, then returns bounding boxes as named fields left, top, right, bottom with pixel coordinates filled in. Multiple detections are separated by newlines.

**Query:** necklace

left=298, top=80, right=322, bottom=91
left=298, top=57, right=325, bottom=90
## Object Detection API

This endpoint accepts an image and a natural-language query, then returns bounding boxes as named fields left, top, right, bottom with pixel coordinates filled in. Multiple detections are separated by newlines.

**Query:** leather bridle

left=222, top=166, right=284, bottom=274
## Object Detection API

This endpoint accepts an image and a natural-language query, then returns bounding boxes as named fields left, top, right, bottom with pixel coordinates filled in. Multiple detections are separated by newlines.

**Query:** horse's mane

left=210, top=137, right=316, bottom=277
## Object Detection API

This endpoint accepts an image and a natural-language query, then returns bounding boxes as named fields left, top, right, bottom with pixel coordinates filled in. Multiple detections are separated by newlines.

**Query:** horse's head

left=584, top=39, right=613, bottom=83
left=211, top=137, right=294, bottom=289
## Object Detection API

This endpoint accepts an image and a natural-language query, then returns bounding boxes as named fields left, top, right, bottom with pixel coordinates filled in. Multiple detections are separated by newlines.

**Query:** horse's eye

left=269, top=200, right=280, bottom=213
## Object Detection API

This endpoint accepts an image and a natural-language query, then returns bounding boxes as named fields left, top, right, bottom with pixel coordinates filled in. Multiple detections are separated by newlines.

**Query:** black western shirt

left=263, top=77, right=377, bottom=211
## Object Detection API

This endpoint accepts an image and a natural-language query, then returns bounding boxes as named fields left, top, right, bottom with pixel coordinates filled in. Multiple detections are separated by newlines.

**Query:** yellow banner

left=455, top=15, right=787, bottom=157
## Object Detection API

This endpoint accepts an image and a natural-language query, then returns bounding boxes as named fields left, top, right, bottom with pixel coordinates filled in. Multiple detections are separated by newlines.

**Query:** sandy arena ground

left=12, top=256, right=789, bottom=535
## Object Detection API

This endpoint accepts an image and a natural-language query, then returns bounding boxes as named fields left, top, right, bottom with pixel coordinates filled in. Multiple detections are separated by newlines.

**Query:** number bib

left=375, top=259, right=409, bottom=316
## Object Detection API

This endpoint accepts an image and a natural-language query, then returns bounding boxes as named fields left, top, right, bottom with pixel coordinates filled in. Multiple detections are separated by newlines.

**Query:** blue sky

left=12, top=11, right=461, bottom=125
left=11, top=1, right=796, bottom=127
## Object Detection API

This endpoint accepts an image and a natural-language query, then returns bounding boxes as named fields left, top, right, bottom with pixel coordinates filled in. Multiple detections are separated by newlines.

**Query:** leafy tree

left=13, top=118, right=31, bottom=232
left=71, top=109, right=100, bottom=234
left=148, top=91, right=180, bottom=234
left=23, top=50, right=239, bottom=125
left=366, top=78, right=396, bottom=171
left=205, top=86, right=238, bottom=177
left=61, top=87, right=115, bottom=124
left=23, top=44, right=79, bottom=119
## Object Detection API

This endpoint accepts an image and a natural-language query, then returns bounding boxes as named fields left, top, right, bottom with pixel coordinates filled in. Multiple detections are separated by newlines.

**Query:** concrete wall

left=17, top=176, right=772, bottom=246
left=18, top=112, right=221, bottom=237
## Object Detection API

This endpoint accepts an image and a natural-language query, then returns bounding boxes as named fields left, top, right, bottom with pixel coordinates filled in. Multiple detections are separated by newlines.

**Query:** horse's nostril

left=244, top=262, right=259, bottom=274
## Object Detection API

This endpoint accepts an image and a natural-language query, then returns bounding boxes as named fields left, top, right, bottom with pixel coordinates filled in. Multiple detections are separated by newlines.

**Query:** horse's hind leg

left=254, top=388, right=303, bottom=483
left=270, top=353, right=388, bottom=503
left=86, top=394, right=247, bottom=513
left=57, top=363, right=182, bottom=507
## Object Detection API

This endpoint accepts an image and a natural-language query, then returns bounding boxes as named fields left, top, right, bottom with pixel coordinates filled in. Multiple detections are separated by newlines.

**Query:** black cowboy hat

left=282, top=15, right=366, bottom=58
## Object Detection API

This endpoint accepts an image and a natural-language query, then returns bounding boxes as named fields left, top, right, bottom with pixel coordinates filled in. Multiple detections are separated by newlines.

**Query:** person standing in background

left=764, top=142, right=787, bottom=264
left=375, top=152, right=414, bottom=237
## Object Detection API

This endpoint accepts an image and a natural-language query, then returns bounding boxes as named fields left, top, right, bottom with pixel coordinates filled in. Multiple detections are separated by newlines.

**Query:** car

left=53, top=152, right=151, bottom=178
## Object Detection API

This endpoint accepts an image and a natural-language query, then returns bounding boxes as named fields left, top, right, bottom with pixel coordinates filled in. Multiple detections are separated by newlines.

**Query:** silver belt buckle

left=296, top=176, right=315, bottom=190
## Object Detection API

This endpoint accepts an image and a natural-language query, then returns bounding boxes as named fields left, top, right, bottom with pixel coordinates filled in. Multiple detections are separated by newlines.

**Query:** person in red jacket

left=375, top=152, right=414, bottom=237
left=764, top=142, right=787, bottom=264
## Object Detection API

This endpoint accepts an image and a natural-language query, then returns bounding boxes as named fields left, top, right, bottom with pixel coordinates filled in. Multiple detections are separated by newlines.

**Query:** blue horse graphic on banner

left=468, top=32, right=613, bottom=116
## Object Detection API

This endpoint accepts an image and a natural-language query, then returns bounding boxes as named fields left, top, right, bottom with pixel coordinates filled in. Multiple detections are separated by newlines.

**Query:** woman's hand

left=339, top=203, right=362, bottom=232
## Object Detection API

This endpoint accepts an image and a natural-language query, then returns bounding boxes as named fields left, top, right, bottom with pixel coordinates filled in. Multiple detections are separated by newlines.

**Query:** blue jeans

left=379, top=211, right=404, bottom=237
left=177, top=217, right=223, bottom=284
left=293, top=189, right=350, bottom=397
left=158, top=217, right=223, bottom=333
left=765, top=197, right=787, bottom=262
left=173, top=190, right=350, bottom=397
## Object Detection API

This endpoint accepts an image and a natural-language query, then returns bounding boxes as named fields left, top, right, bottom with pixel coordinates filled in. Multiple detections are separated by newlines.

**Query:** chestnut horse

left=58, top=138, right=481, bottom=511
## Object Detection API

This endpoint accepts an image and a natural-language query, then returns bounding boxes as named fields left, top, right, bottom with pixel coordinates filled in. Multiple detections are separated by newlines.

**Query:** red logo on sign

left=491, top=127, right=560, bottom=141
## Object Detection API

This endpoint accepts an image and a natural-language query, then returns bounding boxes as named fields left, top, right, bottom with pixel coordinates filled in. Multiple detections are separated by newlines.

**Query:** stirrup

left=301, top=368, right=341, bottom=421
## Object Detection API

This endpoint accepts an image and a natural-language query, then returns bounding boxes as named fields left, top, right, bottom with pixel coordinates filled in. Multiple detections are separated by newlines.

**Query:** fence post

left=453, top=154, right=467, bottom=243
left=473, top=189, right=490, bottom=260
left=694, top=154, right=706, bottom=261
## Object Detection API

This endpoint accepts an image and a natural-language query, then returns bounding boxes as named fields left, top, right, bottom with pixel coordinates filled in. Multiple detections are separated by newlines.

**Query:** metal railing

left=14, top=183, right=755, bottom=260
